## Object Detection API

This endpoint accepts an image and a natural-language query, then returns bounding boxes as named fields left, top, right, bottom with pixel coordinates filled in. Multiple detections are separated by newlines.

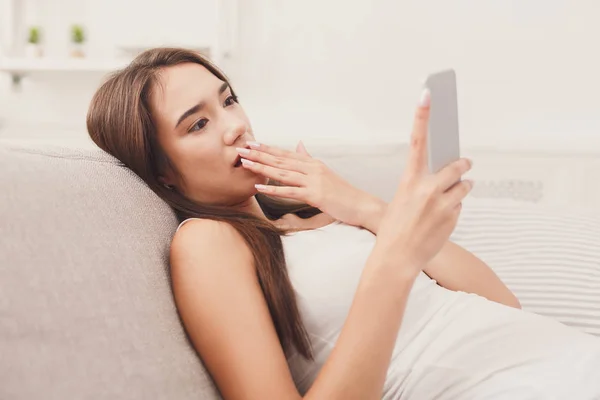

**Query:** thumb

left=296, top=140, right=311, bottom=156
left=406, top=89, right=431, bottom=177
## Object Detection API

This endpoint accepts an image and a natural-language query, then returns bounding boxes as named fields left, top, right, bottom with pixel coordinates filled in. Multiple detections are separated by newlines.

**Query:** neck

left=233, top=195, right=270, bottom=222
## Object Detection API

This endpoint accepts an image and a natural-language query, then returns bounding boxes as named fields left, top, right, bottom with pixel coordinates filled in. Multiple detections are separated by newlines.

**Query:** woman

left=87, top=48, right=600, bottom=399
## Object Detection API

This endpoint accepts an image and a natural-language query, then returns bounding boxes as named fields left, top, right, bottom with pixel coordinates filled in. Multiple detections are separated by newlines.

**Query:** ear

left=158, top=175, right=176, bottom=189
left=295, top=140, right=311, bottom=156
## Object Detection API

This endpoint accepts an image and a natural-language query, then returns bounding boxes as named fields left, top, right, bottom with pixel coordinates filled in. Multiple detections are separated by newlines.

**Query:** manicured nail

left=419, top=89, right=431, bottom=107
left=236, top=147, right=250, bottom=155
left=255, top=184, right=268, bottom=190
left=241, top=158, right=254, bottom=166
left=247, top=141, right=261, bottom=149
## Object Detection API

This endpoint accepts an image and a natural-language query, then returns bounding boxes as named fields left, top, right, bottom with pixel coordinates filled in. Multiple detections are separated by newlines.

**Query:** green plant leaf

left=28, top=27, right=40, bottom=44
left=71, top=25, right=86, bottom=44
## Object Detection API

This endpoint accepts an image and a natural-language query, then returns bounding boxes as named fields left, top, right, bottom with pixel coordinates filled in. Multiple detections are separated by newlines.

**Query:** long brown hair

left=86, top=47, right=319, bottom=360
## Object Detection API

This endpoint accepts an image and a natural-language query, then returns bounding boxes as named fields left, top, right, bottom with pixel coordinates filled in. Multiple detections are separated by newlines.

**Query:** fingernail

left=236, top=147, right=250, bottom=155
left=419, top=89, right=431, bottom=107
left=241, top=158, right=254, bottom=166
left=255, top=184, right=268, bottom=190
left=247, top=141, right=261, bottom=149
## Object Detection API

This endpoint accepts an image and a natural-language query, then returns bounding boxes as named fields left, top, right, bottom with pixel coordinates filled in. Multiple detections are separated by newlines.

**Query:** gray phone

left=424, top=69, right=461, bottom=174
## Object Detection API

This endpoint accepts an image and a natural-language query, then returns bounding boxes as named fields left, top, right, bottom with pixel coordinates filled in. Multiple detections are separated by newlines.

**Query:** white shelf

left=0, top=57, right=131, bottom=74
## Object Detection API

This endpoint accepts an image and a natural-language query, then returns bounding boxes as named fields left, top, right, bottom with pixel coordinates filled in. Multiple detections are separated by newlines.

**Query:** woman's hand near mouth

left=235, top=141, right=386, bottom=233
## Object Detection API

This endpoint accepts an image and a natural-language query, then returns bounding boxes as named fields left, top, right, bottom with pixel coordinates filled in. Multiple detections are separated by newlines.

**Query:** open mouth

left=233, top=156, right=243, bottom=168
left=233, top=145, right=251, bottom=168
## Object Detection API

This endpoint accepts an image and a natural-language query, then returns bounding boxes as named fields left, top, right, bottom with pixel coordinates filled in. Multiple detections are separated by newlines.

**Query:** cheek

left=178, top=145, right=226, bottom=182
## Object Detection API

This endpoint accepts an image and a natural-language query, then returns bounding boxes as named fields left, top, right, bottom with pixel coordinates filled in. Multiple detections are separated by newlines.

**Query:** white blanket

left=384, top=286, right=600, bottom=399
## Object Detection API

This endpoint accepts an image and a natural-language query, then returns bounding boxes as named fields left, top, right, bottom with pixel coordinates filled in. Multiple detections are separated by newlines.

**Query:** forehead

left=152, top=63, right=224, bottom=125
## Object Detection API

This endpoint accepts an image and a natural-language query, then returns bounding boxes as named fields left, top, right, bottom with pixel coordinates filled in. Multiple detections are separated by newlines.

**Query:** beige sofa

left=2, top=139, right=599, bottom=399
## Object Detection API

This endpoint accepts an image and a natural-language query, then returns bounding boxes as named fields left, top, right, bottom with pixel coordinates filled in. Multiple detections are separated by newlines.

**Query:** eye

left=224, top=95, right=238, bottom=107
left=189, top=118, right=208, bottom=133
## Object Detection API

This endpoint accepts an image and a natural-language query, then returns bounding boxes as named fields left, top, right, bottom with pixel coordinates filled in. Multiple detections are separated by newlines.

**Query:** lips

left=233, top=144, right=251, bottom=168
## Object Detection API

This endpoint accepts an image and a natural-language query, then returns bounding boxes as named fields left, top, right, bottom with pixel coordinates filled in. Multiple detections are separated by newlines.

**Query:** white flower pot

left=25, top=43, right=43, bottom=58
left=70, top=43, right=85, bottom=58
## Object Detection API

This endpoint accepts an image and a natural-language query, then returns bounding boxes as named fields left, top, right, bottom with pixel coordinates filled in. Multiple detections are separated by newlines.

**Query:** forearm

left=424, top=241, right=521, bottom=308
left=356, top=195, right=520, bottom=308
left=305, top=250, right=418, bottom=400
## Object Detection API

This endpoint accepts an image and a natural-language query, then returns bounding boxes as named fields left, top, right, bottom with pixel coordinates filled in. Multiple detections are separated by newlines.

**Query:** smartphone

left=423, top=69, right=461, bottom=174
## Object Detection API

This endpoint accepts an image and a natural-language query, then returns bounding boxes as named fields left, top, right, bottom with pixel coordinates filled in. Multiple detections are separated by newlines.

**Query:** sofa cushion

left=452, top=199, right=600, bottom=337
left=0, top=142, right=221, bottom=400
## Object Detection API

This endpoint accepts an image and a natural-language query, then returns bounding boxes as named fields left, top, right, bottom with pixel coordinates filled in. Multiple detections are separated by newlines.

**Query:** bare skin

left=151, top=62, right=520, bottom=399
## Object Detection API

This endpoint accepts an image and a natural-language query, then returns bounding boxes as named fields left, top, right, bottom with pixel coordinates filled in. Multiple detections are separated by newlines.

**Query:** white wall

left=1, top=0, right=599, bottom=151
left=231, top=0, right=600, bottom=150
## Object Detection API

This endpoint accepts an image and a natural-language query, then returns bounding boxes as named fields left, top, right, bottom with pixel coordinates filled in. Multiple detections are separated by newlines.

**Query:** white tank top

left=178, top=218, right=600, bottom=399
left=280, top=221, right=600, bottom=399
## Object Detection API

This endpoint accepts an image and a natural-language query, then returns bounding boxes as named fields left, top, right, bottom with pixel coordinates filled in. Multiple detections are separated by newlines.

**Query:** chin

left=241, top=169, right=267, bottom=184
left=243, top=173, right=267, bottom=189
left=231, top=167, right=268, bottom=193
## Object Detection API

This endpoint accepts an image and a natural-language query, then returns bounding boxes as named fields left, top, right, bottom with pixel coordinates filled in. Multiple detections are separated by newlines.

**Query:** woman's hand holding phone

left=370, top=89, right=473, bottom=277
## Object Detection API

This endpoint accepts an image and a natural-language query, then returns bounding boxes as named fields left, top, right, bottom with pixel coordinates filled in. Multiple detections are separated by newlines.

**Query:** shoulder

left=170, top=218, right=254, bottom=273
left=173, top=218, right=244, bottom=246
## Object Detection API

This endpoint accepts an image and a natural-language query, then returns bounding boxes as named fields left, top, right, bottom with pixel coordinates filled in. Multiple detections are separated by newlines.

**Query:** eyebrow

left=174, top=82, right=230, bottom=129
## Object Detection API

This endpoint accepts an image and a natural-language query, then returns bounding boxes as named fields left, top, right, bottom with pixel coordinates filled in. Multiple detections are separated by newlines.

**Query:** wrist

left=366, top=243, right=421, bottom=282
left=358, top=193, right=387, bottom=234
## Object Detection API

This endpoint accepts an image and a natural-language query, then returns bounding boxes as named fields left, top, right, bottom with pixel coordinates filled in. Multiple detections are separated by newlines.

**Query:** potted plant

left=70, top=24, right=86, bottom=58
left=25, top=26, right=43, bottom=58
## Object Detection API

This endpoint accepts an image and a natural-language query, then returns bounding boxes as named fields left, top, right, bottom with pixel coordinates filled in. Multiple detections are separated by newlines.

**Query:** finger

left=241, top=158, right=308, bottom=186
left=247, top=141, right=311, bottom=161
left=254, top=183, right=307, bottom=201
left=434, top=158, right=472, bottom=192
left=296, top=140, right=311, bottom=156
left=237, top=147, right=310, bottom=174
left=442, top=179, right=474, bottom=209
left=405, top=89, right=431, bottom=177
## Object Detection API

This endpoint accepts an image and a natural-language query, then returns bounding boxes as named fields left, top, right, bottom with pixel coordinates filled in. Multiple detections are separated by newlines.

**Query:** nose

left=223, top=118, right=247, bottom=146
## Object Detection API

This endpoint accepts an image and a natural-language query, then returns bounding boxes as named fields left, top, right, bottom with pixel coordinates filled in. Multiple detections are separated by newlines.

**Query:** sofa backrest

left=0, top=142, right=222, bottom=400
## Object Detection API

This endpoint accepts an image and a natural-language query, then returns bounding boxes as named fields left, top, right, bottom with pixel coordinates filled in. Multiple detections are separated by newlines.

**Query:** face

left=151, top=63, right=267, bottom=206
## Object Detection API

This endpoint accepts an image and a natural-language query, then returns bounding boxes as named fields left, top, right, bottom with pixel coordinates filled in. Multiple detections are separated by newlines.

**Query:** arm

left=170, top=219, right=418, bottom=400
left=357, top=196, right=521, bottom=309
left=424, top=241, right=521, bottom=308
